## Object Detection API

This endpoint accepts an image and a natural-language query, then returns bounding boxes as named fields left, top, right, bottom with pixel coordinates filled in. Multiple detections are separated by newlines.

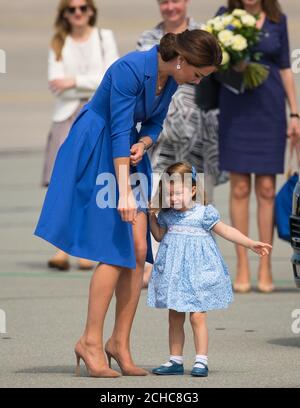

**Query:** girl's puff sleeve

left=157, top=210, right=167, bottom=228
left=202, top=204, right=221, bottom=231
left=110, top=60, right=142, bottom=158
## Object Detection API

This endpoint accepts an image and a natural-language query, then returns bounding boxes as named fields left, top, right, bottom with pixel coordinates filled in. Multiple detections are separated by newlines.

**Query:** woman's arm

left=212, top=221, right=272, bottom=256
left=280, top=68, right=300, bottom=143
left=148, top=211, right=167, bottom=242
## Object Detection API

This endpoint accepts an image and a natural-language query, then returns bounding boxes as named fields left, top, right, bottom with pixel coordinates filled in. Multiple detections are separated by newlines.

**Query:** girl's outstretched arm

left=212, top=221, right=272, bottom=257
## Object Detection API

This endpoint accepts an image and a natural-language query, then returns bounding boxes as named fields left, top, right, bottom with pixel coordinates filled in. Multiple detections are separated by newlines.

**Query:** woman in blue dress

left=217, top=0, right=300, bottom=293
left=34, top=30, right=222, bottom=377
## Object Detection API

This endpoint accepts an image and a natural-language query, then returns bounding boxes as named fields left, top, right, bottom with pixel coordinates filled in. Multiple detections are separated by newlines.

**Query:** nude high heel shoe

left=105, top=345, right=148, bottom=376
left=74, top=347, right=121, bottom=378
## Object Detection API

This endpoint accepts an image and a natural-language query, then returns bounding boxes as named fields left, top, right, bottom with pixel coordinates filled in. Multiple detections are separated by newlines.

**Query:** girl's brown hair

left=159, top=29, right=223, bottom=68
left=151, top=162, right=207, bottom=212
left=228, top=0, right=282, bottom=23
left=51, top=0, right=98, bottom=61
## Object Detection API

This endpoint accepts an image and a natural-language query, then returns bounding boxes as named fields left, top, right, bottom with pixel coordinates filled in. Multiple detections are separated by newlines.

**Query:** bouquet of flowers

left=202, top=9, right=269, bottom=90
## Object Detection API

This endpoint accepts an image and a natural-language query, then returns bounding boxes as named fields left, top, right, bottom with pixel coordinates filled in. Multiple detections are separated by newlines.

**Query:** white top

left=48, top=27, right=119, bottom=122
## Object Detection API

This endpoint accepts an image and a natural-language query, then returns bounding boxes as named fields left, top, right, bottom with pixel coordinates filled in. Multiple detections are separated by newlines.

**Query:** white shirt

left=48, top=27, right=119, bottom=122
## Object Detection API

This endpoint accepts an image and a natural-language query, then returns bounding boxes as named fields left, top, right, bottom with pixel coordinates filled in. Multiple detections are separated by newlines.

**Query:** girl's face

left=158, top=0, right=189, bottom=25
left=241, top=0, right=262, bottom=8
left=172, top=60, right=216, bottom=85
left=168, top=181, right=196, bottom=210
left=64, top=0, right=94, bottom=29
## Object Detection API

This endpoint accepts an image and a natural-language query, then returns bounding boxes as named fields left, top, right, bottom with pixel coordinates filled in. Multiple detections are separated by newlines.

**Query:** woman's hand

left=130, top=142, right=145, bottom=166
left=49, top=78, right=76, bottom=93
left=287, top=117, right=300, bottom=147
left=249, top=241, right=272, bottom=257
left=118, top=188, right=137, bottom=224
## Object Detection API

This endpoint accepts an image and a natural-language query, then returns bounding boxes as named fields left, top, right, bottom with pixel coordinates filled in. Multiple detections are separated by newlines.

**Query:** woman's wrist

left=138, top=137, right=153, bottom=152
left=290, top=112, right=300, bottom=119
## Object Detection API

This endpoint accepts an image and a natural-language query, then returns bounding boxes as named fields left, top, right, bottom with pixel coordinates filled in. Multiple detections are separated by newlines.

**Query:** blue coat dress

left=34, top=45, right=178, bottom=269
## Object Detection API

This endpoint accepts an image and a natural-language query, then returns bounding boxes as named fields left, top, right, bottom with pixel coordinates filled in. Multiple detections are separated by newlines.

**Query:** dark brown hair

left=159, top=29, right=223, bottom=68
left=51, top=0, right=98, bottom=61
left=228, top=0, right=282, bottom=23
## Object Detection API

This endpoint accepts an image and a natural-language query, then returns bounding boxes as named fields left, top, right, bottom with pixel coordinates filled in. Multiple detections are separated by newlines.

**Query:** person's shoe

left=77, top=259, right=95, bottom=271
left=104, top=342, right=149, bottom=376
left=152, top=361, right=184, bottom=375
left=48, top=258, right=70, bottom=271
left=191, top=362, right=208, bottom=377
left=257, top=282, right=275, bottom=293
left=233, top=282, right=251, bottom=293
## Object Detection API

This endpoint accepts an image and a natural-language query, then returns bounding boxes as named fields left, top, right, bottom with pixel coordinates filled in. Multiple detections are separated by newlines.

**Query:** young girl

left=147, top=162, right=272, bottom=377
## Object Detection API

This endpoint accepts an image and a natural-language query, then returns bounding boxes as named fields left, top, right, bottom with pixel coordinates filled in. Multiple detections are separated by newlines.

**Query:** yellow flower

left=232, top=18, right=242, bottom=29
left=201, top=24, right=213, bottom=33
left=221, top=50, right=230, bottom=65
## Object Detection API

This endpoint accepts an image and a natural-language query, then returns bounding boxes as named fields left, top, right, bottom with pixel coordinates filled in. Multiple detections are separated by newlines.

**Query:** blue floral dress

left=147, top=204, right=233, bottom=312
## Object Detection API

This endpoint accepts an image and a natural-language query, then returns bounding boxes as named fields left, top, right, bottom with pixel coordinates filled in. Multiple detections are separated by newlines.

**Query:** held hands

left=287, top=117, right=300, bottom=146
left=248, top=241, right=272, bottom=258
left=49, top=78, right=76, bottom=94
left=118, top=188, right=138, bottom=224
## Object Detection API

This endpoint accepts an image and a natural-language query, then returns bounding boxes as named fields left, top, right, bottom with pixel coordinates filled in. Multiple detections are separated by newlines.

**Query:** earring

left=176, top=64, right=181, bottom=70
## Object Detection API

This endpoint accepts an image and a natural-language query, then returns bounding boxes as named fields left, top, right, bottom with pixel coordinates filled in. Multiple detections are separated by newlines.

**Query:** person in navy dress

left=217, top=0, right=300, bottom=293
left=34, top=29, right=222, bottom=377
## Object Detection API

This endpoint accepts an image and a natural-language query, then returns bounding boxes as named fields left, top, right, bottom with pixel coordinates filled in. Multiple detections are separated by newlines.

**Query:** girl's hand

left=147, top=200, right=157, bottom=216
left=118, top=189, right=137, bottom=224
left=49, top=78, right=76, bottom=93
left=249, top=241, right=272, bottom=257
left=130, top=142, right=145, bottom=166
left=287, top=117, right=300, bottom=146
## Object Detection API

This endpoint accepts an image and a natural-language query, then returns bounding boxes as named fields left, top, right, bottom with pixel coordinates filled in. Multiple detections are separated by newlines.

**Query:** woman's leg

left=190, top=312, right=208, bottom=356
left=169, top=310, right=186, bottom=356
left=255, top=174, right=275, bottom=289
left=75, top=262, right=122, bottom=376
left=230, top=172, right=252, bottom=289
left=106, top=211, right=148, bottom=374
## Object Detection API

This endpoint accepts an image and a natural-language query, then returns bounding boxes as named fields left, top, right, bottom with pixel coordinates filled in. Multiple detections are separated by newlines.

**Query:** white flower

left=211, top=16, right=224, bottom=32
left=231, top=34, right=248, bottom=51
left=232, top=9, right=247, bottom=17
left=221, top=50, right=230, bottom=65
left=241, top=14, right=257, bottom=27
left=218, top=30, right=234, bottom=47
left=222, top=15, right=234, bottom=26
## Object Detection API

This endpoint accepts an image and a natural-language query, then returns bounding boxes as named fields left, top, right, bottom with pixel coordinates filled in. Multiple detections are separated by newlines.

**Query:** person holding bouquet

left=208, top=0, right=300, bottom=293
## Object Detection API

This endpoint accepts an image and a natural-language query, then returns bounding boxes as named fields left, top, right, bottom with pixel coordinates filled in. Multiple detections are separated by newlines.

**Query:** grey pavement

left=0, top=0, right=300, bottom=389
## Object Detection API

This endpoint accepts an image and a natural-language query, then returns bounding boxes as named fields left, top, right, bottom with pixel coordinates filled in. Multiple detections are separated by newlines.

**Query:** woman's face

left=241, top=0, right=262, bottom=8
left=63, top=0, right=94, bottom=29
left=158, top=0, right=189, bottom=25
left=172, top=59, right=216, bottom=85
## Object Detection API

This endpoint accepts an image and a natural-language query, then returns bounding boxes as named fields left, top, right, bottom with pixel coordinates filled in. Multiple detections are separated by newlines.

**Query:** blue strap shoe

left=191, top=362, right=208, bottom=377
left=152, top=360, right=184, bottom=375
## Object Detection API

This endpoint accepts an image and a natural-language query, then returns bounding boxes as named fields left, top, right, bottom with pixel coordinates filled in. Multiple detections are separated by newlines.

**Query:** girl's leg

left=105, top=211, right=148, bottom=374
left=169, top=309, right=186, bottom=356
left=190, top=312, right=208, bottom=356
left=230, top=172, right=251, bottom=289
left=75, top=262, right=122, bottom=376
left=255, top=174, right=275, bottom=289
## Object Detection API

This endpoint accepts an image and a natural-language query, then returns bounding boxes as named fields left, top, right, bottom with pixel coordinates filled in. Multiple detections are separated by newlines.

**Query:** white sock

left=162, top=355, right=183, bottom=366
left=194, top=354, right=208, bottom=368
